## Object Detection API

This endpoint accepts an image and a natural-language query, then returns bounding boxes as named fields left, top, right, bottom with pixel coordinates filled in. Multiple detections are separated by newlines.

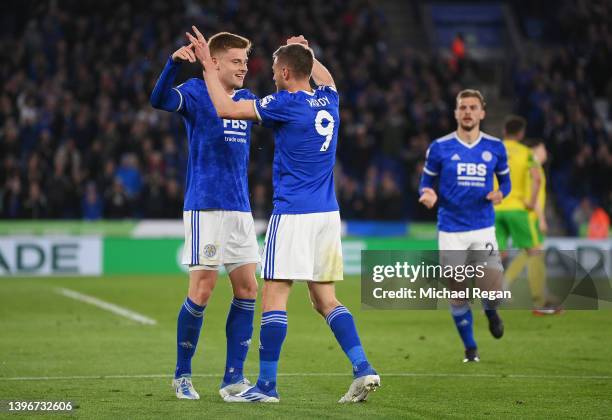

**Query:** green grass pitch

left=1, top=275, right=611, bottom=419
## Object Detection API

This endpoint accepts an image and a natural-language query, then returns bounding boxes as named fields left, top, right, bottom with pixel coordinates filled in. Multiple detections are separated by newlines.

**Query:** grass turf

left=0, top=275, right=611, bottom=419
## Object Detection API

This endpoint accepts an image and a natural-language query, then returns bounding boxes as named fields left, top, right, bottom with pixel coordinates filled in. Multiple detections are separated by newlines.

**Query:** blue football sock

left=326, top=306, right=371, bottom=377
left=451, top=303, right=477, bottom=350
left=257, top=311, right=287, bottom=392
left=223, top=297, right=255, bottom=383
left=175, top=297, right=205, bottom=378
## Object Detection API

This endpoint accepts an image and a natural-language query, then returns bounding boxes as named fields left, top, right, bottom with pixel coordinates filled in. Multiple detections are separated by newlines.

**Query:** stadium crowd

left=0, top=0, right=610, bottom=234
left=512, top=0, right=612, bottom=235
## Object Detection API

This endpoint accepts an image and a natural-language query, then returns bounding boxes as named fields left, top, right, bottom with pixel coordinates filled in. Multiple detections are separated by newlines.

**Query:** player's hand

left=186, top=25, right=213, bottom=70
left=172, top=44, right=196, bottom=63
left=524, top=200, right=536, bottom=211
left=486, top=190, right=503, bottom=205
left=419, top=188, right=437, bottom=209
left=286, top=35, right=309, bottom=48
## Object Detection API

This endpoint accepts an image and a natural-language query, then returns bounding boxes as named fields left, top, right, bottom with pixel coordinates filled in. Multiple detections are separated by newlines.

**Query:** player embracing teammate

left=186, top=27, right=380, bottom=403
left=150, top=33, right=260, bottom=399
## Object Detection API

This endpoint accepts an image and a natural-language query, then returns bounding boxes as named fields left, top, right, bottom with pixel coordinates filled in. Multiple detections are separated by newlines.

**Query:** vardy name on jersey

left=254, top=86, right=340, bottom=215
left=423, top=132, right=509, bottom=232
left=175, top=79, right=256, bottom=212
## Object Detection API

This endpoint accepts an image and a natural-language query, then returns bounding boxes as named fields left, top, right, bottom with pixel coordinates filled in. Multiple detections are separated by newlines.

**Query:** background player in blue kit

left=186, top=28, right=380, bottom=403
left=418, top=89, right=511, bottom=363
left=150, top=32, right=260, bottom=400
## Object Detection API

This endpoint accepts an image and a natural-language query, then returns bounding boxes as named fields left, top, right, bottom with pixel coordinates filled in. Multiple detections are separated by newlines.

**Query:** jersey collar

left=454, top=131, right=482, bottom=149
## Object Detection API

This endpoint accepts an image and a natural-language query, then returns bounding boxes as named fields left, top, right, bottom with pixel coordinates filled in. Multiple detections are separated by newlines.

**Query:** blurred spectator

left=251, top=183, right=272, bottom=220
left=104, top=178, right=131, bottom=219
left=450, top=33, right=466, bottom=78
left=142, top=173, right=167, bottom=219
left=115, top=153, right=143, bottom=198
left=2, top=174, right=22, bottom=218
left=163, top=179, right=183, bottom=219
left=82, top=182, right=104, bottom=220
left=46, top=159, right=76, bottom=219
left=23, top=182, right=48, bottom=219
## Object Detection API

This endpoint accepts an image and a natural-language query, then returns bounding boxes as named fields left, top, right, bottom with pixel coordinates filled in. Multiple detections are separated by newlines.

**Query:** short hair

left=208, top=32, right=251, bottom=56
left=272, top=44, right=313, bottom=78
left=456, top=89, right=486, bottom=109
left=504, top=115, right=527, bottom=137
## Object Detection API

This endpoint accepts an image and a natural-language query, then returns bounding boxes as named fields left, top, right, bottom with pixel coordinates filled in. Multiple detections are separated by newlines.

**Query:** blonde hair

left=456, top=89, right=486, bottom=109
left=208, top=32, right=251, bottom=56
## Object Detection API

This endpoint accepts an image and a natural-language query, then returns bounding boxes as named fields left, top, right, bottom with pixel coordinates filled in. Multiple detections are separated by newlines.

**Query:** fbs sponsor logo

left=456, top=162, right=486, bottom=176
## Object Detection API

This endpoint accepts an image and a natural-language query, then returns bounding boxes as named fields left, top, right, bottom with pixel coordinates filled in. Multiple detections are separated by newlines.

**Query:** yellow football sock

left=505, top=250, right=528, bottom=286
left=527, top=254, right=546, bottom=308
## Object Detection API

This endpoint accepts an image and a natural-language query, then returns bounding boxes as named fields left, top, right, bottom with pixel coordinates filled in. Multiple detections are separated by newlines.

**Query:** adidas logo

left=451, top=154, right=461, bottom=161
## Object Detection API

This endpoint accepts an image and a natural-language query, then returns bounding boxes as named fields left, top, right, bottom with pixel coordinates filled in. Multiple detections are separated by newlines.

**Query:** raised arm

left=150, top=45, right=196, bottom=112
left=186, top=27, right=258, bottom=121
left=286, top=36, right=335, bottom=88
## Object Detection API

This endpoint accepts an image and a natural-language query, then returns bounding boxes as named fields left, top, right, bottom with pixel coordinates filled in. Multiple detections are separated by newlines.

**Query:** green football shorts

left=495, top=210, right=541, bottom=250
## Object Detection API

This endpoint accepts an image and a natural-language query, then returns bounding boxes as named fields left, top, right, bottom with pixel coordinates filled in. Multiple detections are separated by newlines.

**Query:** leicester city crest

left=203, top=244, right=217, bottom=258
left=481, top=151, right=492, bottom=162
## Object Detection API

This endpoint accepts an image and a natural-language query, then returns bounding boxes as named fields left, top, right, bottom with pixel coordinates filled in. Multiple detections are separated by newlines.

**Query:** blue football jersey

left=254, top=86, right=340, bottom=214
left=423, top=131, right=509, bottom=232
left=175, top=79, right=256, bottom=212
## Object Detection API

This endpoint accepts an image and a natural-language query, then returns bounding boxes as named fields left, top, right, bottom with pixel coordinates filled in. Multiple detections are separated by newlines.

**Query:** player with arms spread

left=150, top=32, right=260, bottom=400
left=419, top=89, right=511, bottom=362
left=186, top=27, right=380, bottom=403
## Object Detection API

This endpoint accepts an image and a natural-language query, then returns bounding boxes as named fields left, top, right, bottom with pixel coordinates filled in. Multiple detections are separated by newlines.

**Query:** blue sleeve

left=254, top=92, right=292, bottom=126
left=497, top=172, right=511, bottom=197
left=150, top=57, right=182, bottom=112
left=244, top=90, right=259, bottom=101
left=174, top=79, right=201, bottom=116
left=419, top=142, right=441, bottom=194
left=495, top=143, right=511, bottom=197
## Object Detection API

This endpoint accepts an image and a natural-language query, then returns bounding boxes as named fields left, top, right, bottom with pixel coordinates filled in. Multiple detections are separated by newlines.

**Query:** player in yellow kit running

left=523, top=138, right=562, bottom=315
left=494, top=116, right=545, bottom=308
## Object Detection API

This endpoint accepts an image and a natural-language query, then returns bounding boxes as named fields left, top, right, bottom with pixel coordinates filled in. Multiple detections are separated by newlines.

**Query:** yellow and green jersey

left=495, top=139, right=536, bottom=211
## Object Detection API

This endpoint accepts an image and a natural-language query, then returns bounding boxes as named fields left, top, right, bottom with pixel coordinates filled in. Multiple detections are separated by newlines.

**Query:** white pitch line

left=3, top=372, right=611, bottom=381
left=56, top=288, right=157, bottom=326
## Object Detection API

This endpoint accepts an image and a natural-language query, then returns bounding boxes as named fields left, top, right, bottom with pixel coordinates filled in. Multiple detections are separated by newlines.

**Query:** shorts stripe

left=264, top=215, right=275, bottom=278
left=263, top=216, right=272, bottom=278
left=192, top=211, right=200, bottom=265
left=196, top=211, right=200, bottom=265
left=264, top=215, right=281, bottom=279
left=270, top=215, right=281, bottom=279
left=191, top=211, right=195, bottom=265
left=268, top=215, right=281, bottom=279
